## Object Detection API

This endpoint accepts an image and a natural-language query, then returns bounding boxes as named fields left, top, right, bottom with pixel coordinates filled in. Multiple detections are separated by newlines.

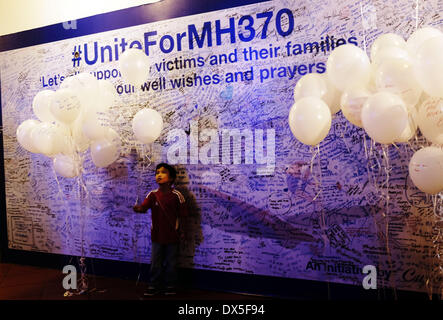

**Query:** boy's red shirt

left=139, top=188, right=188, bottom=244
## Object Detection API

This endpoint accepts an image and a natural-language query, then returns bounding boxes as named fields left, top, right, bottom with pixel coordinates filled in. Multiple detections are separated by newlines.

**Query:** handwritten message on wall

left=1, top=0, right=442, bottom=293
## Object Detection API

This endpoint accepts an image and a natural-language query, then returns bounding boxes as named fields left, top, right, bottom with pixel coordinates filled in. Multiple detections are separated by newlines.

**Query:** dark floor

left=0, top=263, right=273, bottom=300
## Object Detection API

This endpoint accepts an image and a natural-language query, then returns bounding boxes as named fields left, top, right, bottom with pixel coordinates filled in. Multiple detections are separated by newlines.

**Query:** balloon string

left=359, top=1, right=368, bottom=54
left=365, top=138, right=405, bottom=299
left=369, top=143, right=382, bottom=191
left=365, top=145, right=385, bottom=300
left=383, top=145, right=399, bottom=299
left=77, top=171, right=88, bottom=294
left=59, top=126, right=88, bottom=296
left=134, top=143, right=153, bottom=289
left=309, top=143, right=330, bottom=295
left=52, top=165, right=74, bottom=252
left=316, top=144, right=327, bottom=238
left=132, top=83, right=149, bottom=291
left=309, top=145, right=321, bottom=202
left=365, top=139, right=385, bottom=297
left=316, top=144, right=329, bottom=298
left=72, top=157, right=100, bottom=296
left=363, top=134, right=373, bottom=187
left=134, top=79, right=144, bottom=205
left=137, top=84, right=143, bottom=107
left=63, top=126, right=92, bottom=296
left=135, top=146, right=141, bottom=206
left=309, top=145, right=327, bottom=240
left=382, top=146, right=391, bottom=194
left=132, top=197, right=140, bottom=287
left=134, top=83, right=143, bottom=205
left=133, top=143, right=143, bottom=287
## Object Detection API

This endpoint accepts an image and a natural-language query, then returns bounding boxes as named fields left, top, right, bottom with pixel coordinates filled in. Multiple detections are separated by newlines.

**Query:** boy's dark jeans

left=149, top=242, right=178, bottom=289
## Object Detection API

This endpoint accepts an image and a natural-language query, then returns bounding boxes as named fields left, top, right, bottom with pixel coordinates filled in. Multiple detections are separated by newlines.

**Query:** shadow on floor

left=0, top=263, right=273, bottom=300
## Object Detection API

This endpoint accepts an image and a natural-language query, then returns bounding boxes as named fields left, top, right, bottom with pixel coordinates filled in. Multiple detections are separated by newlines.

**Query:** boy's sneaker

left=164, top=286, right=177, bottom=295
left=144, top=286, right=160, bottom=296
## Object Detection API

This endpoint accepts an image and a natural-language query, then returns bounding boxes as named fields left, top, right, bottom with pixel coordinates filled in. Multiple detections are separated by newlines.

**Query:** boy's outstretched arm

left=133, top=191, right=155, bottom=213
left=132, top=204, right=145, bottom=213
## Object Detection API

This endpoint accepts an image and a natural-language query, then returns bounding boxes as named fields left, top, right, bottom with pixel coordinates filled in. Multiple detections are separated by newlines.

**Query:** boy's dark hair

left=155, top=163, right=177, bottom=183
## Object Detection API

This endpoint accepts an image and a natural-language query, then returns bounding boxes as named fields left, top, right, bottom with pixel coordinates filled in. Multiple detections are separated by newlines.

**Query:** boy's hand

left=133, top=205, right=142, bottom=212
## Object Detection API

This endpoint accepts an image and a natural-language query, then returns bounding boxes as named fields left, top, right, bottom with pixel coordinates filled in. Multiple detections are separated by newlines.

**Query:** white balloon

left=366, top=63, right=378, bottom=93
left=371, top=46, right=410, bottom=67
left=407, top=27, right=443, bottom=58
left=52, top=123, right=72, bottom=156
left=16, top=119, right=40, bottom=153
left=294, top=73, right=341, bottom=114
left=415, top=91, right=430, bottom=110
left=132, top=108, right=163, bottom=144
left=119, top=48, right=150, bottom=87
left=90, top=128, right=121, bottom=168
left=417, top=97, right=443, bottom=145
left=75, top=72, right=98, bottom=87
left=50, top=88, right=82, bottom=124
left=340, top=86, right=371, bottom=128
left=323, top=74, right=342, bottom=114
left=413, top=34, right=443, bottom=98
left=294, top=73, right=327, bottom=101
left=82, top=111, right=110, bottom=141
left=53, top=154, right=80, bottom=178
left=370, top=33, right=407, bottom=63
left=326, top=44, right=371, bottom=91
left=374, top=57, right=422, bottom=107
left=395, top=107, right=418, bottom=143
left=288, top=97, right=331, bottom=146
left=361, top=92, right=409, bottom=144
left=408, top=146, right=443, bottom=194
left=59, top=75, right=76, bottom=89
left=97, top=80, right=118, bottom=112
left=32, top=90, right=57, bottom=123
left=61, top=73, right=99, bottom=111
left=105, top=127, right=120, bottom=142
left=76, top=72, right=99, bottom=108
left=29, top=122, right=61, bottom=156
left=70, top=110, right=91, bottom=153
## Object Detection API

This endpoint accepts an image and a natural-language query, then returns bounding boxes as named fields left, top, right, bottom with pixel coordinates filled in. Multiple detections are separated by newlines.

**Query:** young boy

left=133, top=163, right=188, bottom=296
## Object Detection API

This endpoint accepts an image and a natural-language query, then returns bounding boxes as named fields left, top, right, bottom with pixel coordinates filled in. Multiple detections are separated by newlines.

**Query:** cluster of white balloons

left=288, top=26, right=443, bottom=195
left=17, top=47, right=164, bottom=180
left=119, top=48, right=164, bottom=145
left=16, top=72, right=120, bottom=178
left=289, top=74, right=339, bottom=146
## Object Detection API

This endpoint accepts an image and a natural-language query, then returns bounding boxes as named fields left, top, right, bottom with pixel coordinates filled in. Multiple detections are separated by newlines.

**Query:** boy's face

left=155, top=167, right=173, bottom=185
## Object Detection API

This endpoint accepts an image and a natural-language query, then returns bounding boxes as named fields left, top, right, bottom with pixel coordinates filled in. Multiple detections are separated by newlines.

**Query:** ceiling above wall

left=0, top=0, right=161, bottom=36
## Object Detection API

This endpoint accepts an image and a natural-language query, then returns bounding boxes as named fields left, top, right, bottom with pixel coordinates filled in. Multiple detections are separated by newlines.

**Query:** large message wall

left=1, top=0, right=442, bottom=293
